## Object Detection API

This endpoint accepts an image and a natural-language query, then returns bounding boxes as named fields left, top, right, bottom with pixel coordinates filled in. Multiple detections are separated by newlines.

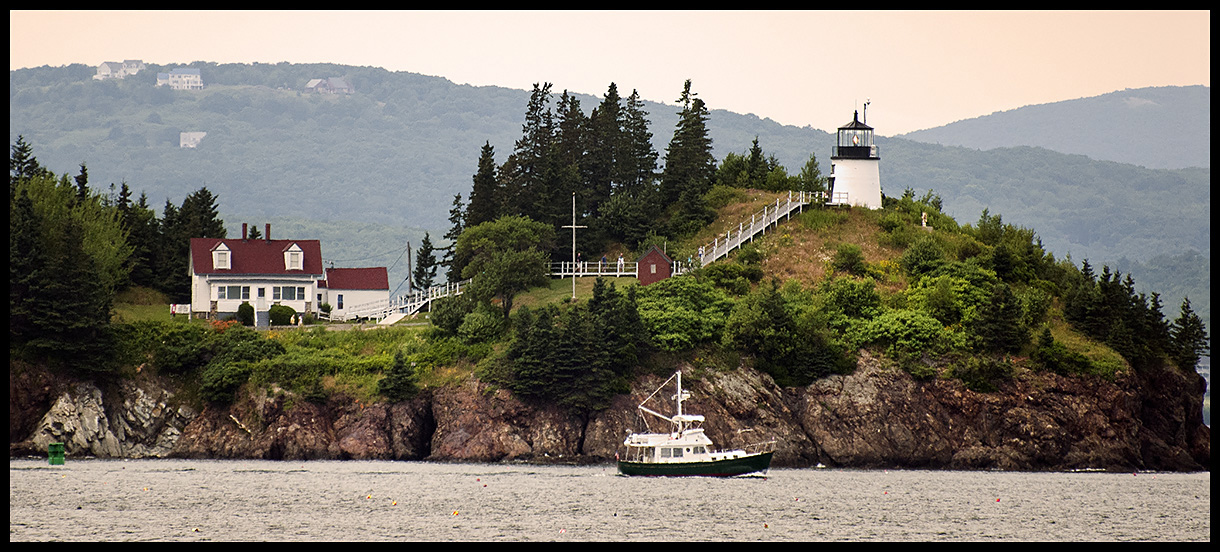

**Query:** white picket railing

left=695, top=190, right=821, bottom=267
left=336, top=279, right=471, bottom=322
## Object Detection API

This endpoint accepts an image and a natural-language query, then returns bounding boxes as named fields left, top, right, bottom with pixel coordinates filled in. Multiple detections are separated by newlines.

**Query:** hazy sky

left=10, top=10, right=1210, bottom=135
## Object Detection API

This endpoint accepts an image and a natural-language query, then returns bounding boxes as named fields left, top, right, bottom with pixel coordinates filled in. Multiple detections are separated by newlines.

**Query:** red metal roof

left=190, top=238, right=324, bottom=276
left=324, top=267, right=389, bottom=290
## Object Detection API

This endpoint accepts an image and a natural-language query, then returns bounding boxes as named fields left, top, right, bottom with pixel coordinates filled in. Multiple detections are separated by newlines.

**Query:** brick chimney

left=265, top=223, right=271, bottom=242
left=242, top=223, right=248, bottom=241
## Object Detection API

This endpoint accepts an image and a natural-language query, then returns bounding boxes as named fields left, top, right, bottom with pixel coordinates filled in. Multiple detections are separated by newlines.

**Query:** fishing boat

left=618, top=371, right=776, bottom=477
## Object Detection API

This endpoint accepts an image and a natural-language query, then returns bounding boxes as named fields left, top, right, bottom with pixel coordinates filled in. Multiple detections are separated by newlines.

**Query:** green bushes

left=268, top=304, right=295, bottom=326
left=237, top=301, right=255, bottom=326
left=377, top=350, right=420, bottom=402
left=832, top=243, right=867, bottom=276
left=635, top=275, right=734, bottom=352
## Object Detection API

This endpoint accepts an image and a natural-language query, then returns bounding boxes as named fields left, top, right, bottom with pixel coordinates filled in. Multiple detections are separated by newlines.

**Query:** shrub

left=268, top=304, right=295, bottom=326
left=429, top=293, right=474, bottom=337
left=635, top=276, right=733, bottom=352
left=951, top=356, right=1014, bottom=392
left=857, top=309, right=946, bottom=356
left=820, top=276, right=882, bottom=321
left=154, top=323, right=212, bottom=373
left=900, top=236, right=946, bottom=279
left=1032, top=327, right=1093, bottom=376
left=832, top=243, right=867, bottom=276
left=457, top=306, right=504, bottom=344
left=200, top=361, right=254, bottom=404
left=237, top=301, right=255, bottom=326
left=378, top=350, right=420, bottom=402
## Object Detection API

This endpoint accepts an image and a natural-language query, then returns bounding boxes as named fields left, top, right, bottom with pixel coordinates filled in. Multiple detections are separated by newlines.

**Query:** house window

left=337, top=294, right=344, bottom=310
left=217, top=285, right=249, bottom=300
left=272, top=286, right=307, bottom=301
left=284, top=244, right=304, bottom=271
left=212, top=244, right=231, bottom=270
left=650, top=263, right=656, bottom=274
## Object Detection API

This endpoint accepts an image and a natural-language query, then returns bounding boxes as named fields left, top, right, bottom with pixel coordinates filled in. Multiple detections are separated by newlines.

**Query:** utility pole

left=561, top=192, right=586, bottom=300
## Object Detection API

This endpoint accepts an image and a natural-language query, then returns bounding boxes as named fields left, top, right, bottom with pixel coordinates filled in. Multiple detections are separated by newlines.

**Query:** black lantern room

left=833, top=110, right=878, bottom=160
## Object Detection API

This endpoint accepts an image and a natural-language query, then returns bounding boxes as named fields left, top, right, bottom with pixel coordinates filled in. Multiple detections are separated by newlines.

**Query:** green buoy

left=48, top=442, right=65, bottom=465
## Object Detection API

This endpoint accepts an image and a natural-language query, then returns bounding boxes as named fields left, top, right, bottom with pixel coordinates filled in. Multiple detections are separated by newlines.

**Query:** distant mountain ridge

left=898, top=85, right=1210, bottom=170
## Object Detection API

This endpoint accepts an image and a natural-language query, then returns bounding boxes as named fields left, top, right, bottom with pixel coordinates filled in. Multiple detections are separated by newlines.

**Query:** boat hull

left=617, top=451, right=773, bottom=477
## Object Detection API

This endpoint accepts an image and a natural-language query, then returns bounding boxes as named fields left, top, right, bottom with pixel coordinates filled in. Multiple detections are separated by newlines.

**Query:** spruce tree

left=412, top=232, right=438, bottom=290
left=501, top=82, right=555, bottom=219
left=660, top=80, right=716, bottom=220
left=378, top=350, right=420, bottom=402
left=619, top=89, right=659, bottom=199
left=973, top=282, right=1028, bottom=354
left=585, top=83, right=622, bottom=214
left=442, top=193, right=465, bottom=282
left=74, top=163, right=90, bottom=203
left=1169, top=297, right=1209, bottom=372
left=466, top=142, right=500, bottom=228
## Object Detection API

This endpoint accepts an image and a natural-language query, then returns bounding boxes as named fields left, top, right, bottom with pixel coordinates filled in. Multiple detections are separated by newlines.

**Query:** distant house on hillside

left=156, top=67, right=203, bottom=90
left=179, top=131, right=207, bottom=148
left=305, top=77, right=354, bottom=95
left=93, top=59, right=145, bottom=80
left=187, top=224, right=387, bottom=325
left=319, top=267, right=390, bottom=320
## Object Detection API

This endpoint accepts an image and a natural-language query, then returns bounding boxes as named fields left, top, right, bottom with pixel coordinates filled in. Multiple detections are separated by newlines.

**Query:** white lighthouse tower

left=827, top=109, right=883, bottom=209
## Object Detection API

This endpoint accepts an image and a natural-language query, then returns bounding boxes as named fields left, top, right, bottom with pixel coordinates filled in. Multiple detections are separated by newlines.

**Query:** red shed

left=636, top=245, right=674, bottom=286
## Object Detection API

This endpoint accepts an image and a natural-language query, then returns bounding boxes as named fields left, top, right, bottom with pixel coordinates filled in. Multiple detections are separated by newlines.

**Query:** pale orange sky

left=9, top=10, right=1211, bottom=135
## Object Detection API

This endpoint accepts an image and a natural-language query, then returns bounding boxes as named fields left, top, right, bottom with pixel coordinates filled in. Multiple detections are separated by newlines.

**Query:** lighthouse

left=827, top=109, right=883, bottom=209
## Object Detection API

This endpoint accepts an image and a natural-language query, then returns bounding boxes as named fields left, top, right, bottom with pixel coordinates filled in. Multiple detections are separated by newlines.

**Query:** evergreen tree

left=506, top=305, right=559, bottom=401
left=795, top=152, right=828, bottom=195
left=123, top=191, right=161, bottom=289
left=972, top=282, right=1028, bottom=354
left=442, top=193, right=465, bottom=282
left=158, top=187, right=225, bottom=301
left=1169, top=297, right=1209, bottom=372
left=466, top=142, right=500, bottom=228
left=9, top=135, right=49, bottom=186
left=9, top=187, right=43, bottom=347
left=746, top=137, right=768, bottom=188
left=501, top=82, right=555, bottom=219
left=20, top=211, right=114, bottom=370
left=660, top=80, right=717, bottom=226
left=74, top=163, right=90, bottom=203
left=619, top=89, right=659, bottom=199
left=412, top=232, right=438, bottom=290
left=585, top=83, right=622, bottom=215
left=378, top=350, right=420, bottom=402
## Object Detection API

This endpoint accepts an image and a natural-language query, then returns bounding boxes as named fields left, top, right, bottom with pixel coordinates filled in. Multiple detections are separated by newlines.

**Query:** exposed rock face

left=13, top=378, right=194, bottom=459
left=10, top=355, right=1210, bottom=472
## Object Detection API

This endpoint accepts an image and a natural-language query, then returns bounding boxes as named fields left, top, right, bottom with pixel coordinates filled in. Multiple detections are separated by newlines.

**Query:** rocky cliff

left=10, top=353, right=1210, bottom=472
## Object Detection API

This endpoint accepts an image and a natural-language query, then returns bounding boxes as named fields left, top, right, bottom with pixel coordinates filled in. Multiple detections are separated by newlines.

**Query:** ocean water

left=9, top=459, right=1209, bottom=541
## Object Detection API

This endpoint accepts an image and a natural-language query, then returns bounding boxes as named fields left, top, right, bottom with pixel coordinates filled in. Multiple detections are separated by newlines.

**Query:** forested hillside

left=899, top=85, right=1210, bottom=170
left=8, top=62, right=1209, bottom=330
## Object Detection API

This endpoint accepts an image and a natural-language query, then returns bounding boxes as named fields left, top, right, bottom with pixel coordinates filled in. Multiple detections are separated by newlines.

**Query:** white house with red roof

left=319, top=267, right=390, bottom=321
left=188, top=223, right=389, bottom=324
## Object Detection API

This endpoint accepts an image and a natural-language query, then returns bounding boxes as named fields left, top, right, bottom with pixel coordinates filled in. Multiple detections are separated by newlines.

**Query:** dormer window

left=284, top=243, right=303, bottom=270
left=213, top=243, right=231, bottom=270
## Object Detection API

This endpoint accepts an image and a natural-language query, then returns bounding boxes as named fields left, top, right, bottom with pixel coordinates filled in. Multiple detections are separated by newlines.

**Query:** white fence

left=696, top=190, right=821, bottom=266
left=328, top=279, right=472, bottom=323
